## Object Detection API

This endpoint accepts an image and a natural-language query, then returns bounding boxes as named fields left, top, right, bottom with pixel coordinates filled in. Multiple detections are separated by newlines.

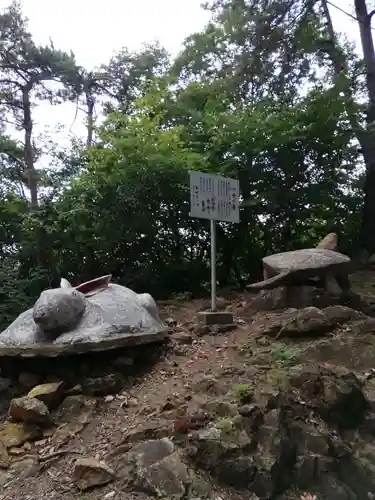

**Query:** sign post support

left=189, top=171, right=240, bottom=325
left=210, top=219, right=217, bottom=311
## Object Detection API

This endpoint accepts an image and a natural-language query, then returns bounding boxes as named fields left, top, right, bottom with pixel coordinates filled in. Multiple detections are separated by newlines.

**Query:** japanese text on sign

left=189, top=171, right=240, bottom=223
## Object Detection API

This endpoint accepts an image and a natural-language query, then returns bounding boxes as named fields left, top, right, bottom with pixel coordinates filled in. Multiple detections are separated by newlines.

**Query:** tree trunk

left=321, top=0, right=375, bottom=253
left=86, top=95, right=95, bottom=147
left=22, top=86, right=38, bottom=207
left=354, top=0, right=375, bottom=254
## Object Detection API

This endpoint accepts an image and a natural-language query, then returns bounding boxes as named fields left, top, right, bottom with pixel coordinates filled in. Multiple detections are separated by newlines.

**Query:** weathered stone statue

left=0, top=275, right=165, bottom=355
left=247, top=233, right=353, bottom=296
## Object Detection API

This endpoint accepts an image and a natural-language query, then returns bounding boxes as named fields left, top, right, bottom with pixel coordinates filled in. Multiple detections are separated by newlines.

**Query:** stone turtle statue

left=0, top=275, right=164, bottom=348
left=247, top=234, right=353, bottom=295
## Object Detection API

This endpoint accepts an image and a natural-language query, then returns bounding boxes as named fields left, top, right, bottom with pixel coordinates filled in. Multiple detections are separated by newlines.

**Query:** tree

left=0, top=1, right=77, bottom=206
left=101, top=43, right=170, bottom=114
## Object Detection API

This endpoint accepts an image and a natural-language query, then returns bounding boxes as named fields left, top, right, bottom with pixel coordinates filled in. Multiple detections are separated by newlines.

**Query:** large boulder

left=187, top=367, right=375, bottom=499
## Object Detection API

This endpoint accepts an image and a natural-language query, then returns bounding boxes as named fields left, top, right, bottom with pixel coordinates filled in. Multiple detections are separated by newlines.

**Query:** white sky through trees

left=0, top=0, right=365, bottom=154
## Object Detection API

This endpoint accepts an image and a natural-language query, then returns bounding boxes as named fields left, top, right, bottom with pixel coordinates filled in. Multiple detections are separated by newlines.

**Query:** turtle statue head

left=33, top=287, right=86, bottom=333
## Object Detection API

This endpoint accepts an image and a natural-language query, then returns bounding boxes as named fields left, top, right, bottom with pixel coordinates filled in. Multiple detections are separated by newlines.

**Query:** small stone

left=9, top=397, right=50, bottom=425
left=54, top=395, right=97, bottom=424
left=9, top=455, right=39, bottom=479
left=0, top=469, right=12, bottom=487
left=193, top=325, right=210, bottom=336
left=0, top=423, right=42, bottom=448
left=27, top=382, right=66, bottom=409
left=8, top=447, right=26, bottom=456
left=238, top=404, right=259, bottom=417
left=52, top=419, right=88, bottom=446
left=82, top=374, right=123, bottom=396
left=236, top=318, right=246, bottom=324
left=66, top=384, right=82, bottom=396
left=103, top=492, right=116, bottom=499
left=170, top=331, right=193, bottom=344
left=0, top=441, right=9, bottom=468
left=165, top=317, right=177, bottom=327
left=104, top=395, right=114, bottom=403
left=73, top=457, right=115, bottom=491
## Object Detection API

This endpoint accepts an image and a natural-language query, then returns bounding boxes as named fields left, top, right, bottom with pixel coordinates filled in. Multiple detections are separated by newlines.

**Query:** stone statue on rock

left=0, top=275, right=165, bottom=355
left=247, top=233, right=352, bottom=295
left=246, top=233, right=361, bottom=312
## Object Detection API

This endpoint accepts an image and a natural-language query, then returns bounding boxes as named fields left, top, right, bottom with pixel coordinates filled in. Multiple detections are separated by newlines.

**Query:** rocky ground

left=2, top=272, right=375, bottom=499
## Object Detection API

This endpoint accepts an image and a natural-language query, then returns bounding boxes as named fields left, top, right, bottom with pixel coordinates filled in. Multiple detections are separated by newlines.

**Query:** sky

left=0, top=0, right=366, bottom=152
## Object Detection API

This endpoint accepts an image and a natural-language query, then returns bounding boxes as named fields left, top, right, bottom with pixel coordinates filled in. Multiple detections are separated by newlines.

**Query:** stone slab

left=197, top=311, right=234, bottom=326
left=0, top=329, right=168, bottom=358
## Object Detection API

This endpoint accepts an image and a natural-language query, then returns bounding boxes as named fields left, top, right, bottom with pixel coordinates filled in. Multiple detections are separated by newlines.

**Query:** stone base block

left=197, top=311, right=234, bottom=326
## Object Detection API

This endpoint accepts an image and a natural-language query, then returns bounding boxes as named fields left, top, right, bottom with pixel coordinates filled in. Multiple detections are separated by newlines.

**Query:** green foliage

left=0, top=0, right=370, bottom=330
left=234, top=384, right=253, bottom=405
left=215, top=417, right=235, bottom=434
left=270, top=345, right=302, bottom=366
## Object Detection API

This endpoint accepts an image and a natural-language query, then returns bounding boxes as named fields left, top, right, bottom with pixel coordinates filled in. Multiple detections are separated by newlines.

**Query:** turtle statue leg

left=335, top=273, right=351, bottom=292
left=263, top=263, right=277, bottom=281
left=323, top=275, right=342, bottom=296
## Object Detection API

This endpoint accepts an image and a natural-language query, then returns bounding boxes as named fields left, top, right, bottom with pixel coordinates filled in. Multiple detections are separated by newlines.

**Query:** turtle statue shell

left=247, top=248, right=352, bottom=291
left=0, top=278, right=166, bottom=356
left=263, top=248, right=350, bottom=273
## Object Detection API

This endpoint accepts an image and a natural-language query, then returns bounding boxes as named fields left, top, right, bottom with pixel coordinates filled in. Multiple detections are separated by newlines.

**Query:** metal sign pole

left=210, top=219, right=217, bottom=312
left=189, top=170, right=239, bottom=325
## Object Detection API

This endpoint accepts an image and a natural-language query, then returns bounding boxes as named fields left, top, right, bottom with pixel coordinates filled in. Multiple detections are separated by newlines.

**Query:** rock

left=292, top=368, right=369, bottom=429
left=272, top=307, right=331, bottom=338
left=165, top=317, right=177, bottom=327
left=260, top=305, right=368, bottom=339
left=0, top=423, right=42, bottom=448
left=0, top=469, right=12, bottom=486
left=0, top=441, right=9, bottom=468
left=66, top=384, right=82, bottom=396
left=322, top=305, right=364, bottom=325
left=114, top=421, right=173, bottom=447
left=237, top=404, right=264, bottom=435
left=9, top=397, right=50, bottom=425
left=18, top=373, right=41, bottom=390
left=187, top=377, right=375, bottom=498
left=188, top=424, right=255, bottom=488
left=27, top=381, right=66, bottom=409
left=193, top=376, right=222, bottom=395
left=202, top=400, right=238, bottom=418
left=9, top=455, right=39, bottom=479
left=192, top=325, right=211, bottom=336
left=54, top=395, right=97, bottom=424
left=103, top=491, right=116, bottom=499
left=82, top=374, right=124, bottom=396
left=73, top=457, right=115, bottom=491
left=348, top=318, right=375, bottom=335
left=52, top=420, right=89, bottom=446
left=170, top=331, right=193, bottom=344
left=115, top=438, right=210, bottom=499
left=173, top=408, right=211, bottom=434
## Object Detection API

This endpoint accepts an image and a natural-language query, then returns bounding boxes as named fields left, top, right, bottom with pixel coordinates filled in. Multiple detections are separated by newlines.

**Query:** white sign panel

left=189, top=171, right=240, bottom=223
